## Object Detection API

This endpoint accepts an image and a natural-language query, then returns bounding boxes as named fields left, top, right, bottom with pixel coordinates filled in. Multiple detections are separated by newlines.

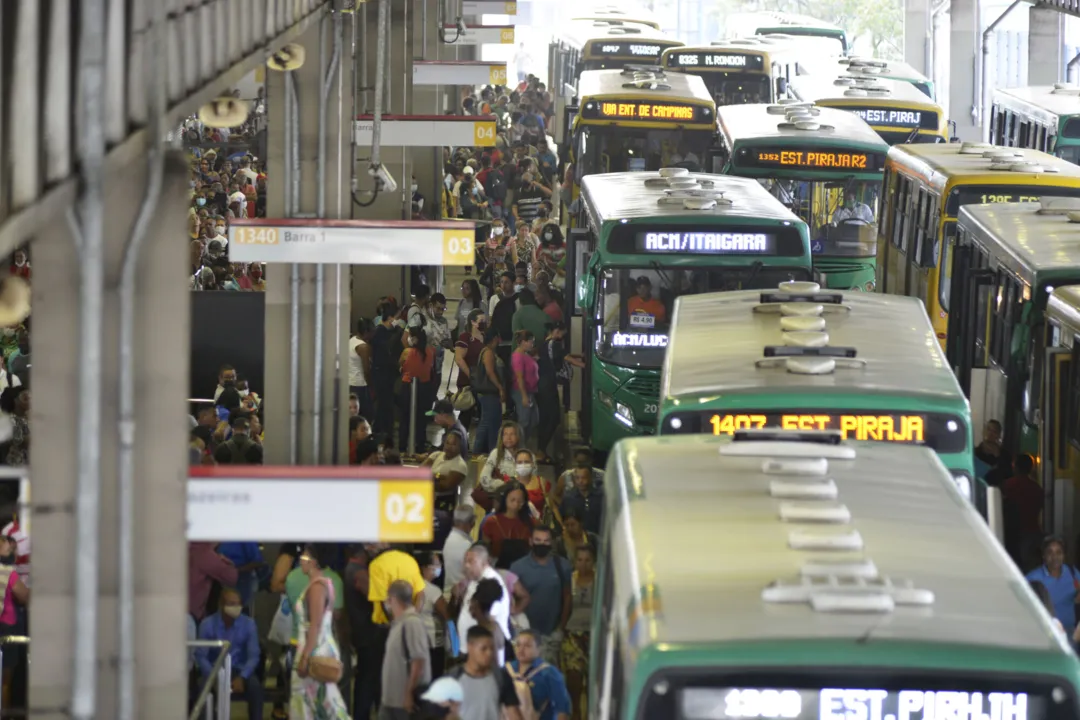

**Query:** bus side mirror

left=775, top=77, right=788, bottom=98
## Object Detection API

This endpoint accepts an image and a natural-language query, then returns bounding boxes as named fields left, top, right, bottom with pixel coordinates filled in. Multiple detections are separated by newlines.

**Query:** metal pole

left=332, top=1, right=346, bottom=463
left=315, top=7, right=342, bottom=462
left=361, top=0, right=369, bottom=114
left=408, top=378, right=419, bottom=455
left=117, top=0, right=166, bottom=717
left=286, top=71, right=301, bottom=465
left=72, top=0, right=107, bottom=712
left=372, top=0, right=388, bottom=168
left=980, top=0, right=1023, bottom=141
left=1068, top=50, right=1080, bottom=84
left=217, top=652, right=232, bottom=720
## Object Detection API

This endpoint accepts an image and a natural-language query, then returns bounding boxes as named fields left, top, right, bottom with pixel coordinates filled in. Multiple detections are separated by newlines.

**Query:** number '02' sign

left=378, top=481, right=433, bottom=542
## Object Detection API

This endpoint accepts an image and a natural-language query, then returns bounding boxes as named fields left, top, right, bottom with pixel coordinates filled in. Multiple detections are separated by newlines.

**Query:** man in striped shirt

left=511, top=172, right=551, bottom=230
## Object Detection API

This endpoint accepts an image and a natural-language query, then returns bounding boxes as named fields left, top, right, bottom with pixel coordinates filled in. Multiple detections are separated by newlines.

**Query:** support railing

left=187, top=639, right=233, bottom=720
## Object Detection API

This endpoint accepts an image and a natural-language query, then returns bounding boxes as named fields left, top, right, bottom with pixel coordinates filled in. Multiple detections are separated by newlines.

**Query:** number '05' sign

left=489, top=66, right=508, bottom=85
left=379, top=481, right=433, bottom=542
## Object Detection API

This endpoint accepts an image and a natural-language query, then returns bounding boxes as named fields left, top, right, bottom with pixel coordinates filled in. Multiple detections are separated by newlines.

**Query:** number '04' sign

left=378, top=481, right=433, bottom=542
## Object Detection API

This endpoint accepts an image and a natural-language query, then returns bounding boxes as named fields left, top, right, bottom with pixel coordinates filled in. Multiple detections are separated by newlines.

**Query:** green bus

left=803, top=55, right=937, bottom=100
left=726, top=11, right=849, bottom=54
left=568, top=171, right=813, bottom=455
left=991, top=85, right=1080, bottom=165
left=946, top=199, right=1080, bottom=477
left=716, top=103, right=889, bottom=291
left=594, top=430, right=1075, bottom=719
left=657, top=283, right=983, bottom=510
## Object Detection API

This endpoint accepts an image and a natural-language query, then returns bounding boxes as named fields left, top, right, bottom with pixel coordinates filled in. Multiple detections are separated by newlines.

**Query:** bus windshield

left=702, top=75, right=772, bottom=105
left=579, top=126, right=714, bottom=174
left=596, top=263, right=811, bottom=367
left=761, top=178, right=879, bottom=257
left=1057, top=145, right=1080, bottom=165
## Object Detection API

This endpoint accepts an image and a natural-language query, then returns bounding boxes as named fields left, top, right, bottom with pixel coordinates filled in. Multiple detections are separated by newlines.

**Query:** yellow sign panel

left=441, top=229, right=475, bottom=266
left=709, top=413, right=926, bottom=443
left=473, top=120, right=497, bottom=146
left=505, top=2, right=518, bottom=12
left=232, top=226, right=280, bottom=245
left=500, top=28, right=515, bottom=44
left=378, top=481, right=433, bottom=543
left=489, top=65, right=508, bottom=85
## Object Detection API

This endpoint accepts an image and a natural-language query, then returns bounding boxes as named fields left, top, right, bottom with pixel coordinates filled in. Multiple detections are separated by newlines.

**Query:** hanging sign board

left=228, top=218, right=477, bottom=265
left=413, top=61, right=509, bottom=87
left=353, top=114, right=497, bottom=147
left=462, top=1, right=518, bottom=14
left=187, top=466, right=434, bottom=542
left=443, top=25, right=515, bottom=45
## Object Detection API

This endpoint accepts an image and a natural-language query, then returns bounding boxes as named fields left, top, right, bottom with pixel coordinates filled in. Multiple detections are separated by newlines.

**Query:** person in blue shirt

left=1025, top=536, right=1080, bottom=634
left=510, top=526, right=572, bottom=664
left=216, top=542, right=266, bottom=608
left=195, top=588, right=264, bottom=720
left=560, top=465, right=604, bottom=536
left=509, top=629, right=571, bottom=720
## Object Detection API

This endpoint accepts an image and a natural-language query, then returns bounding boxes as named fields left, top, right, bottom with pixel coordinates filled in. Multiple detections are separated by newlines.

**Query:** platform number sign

left=474, top=121, right=497, bottom=146
left=489, top=66, right=508, bottom=85
left=233, top=227, right=280, bottom=245
left=442, top=229, right=475, bottom=266
left=378, top=481, right=433, bottom=542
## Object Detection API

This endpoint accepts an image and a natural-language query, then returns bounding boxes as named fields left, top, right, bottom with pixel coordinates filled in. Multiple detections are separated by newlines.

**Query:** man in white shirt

left=457, top=544, right=511, bottom=665
left=442, top=506, right=475, bottom=597
left=832, top=189, right=874, bottom=225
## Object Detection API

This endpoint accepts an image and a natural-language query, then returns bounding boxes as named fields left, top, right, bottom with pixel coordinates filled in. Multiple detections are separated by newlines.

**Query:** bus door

left=568, top=227, right=594, bottom=437
left=945, top=243, right=994, bottom=399
left=560, top=103, right=579, bottom=148
left=1041, top=345, right=1073, bottom=538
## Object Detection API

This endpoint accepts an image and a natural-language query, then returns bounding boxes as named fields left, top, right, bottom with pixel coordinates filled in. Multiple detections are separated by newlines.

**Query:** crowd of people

left=186, top=95, right=269, bottom=293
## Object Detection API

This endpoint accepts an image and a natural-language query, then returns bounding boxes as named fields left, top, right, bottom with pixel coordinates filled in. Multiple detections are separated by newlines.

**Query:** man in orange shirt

left=626, top=276, right=666, bottom=325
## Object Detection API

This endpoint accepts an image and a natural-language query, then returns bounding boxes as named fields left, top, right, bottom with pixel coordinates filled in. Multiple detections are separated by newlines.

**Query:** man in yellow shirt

left=366, top=544, right=427, bottom=625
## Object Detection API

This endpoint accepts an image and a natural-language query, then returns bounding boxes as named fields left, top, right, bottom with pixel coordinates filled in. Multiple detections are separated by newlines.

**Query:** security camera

left=369, top=163, right=398, bottom=194
left=456, top=17, right=468, bottom=36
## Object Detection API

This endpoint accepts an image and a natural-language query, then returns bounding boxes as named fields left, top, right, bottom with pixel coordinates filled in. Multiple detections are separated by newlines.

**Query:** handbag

left=447, top=369, right=476, bottom=411
left=308, top=655, right=343, bottom=684
left=267, top=593, right=293, bottom=646
left=470, top=347, right=497, bottom=395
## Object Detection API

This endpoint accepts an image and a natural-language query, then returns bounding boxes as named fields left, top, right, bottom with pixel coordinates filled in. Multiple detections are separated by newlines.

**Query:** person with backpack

left=213, top=415, right=261, bottom=464
left=508, top=630, right=571, bottom=720
left=447, top=625, right=523, bottom=720
left=471, top=329, right=507, bottom=455
left=484, top=156, right=509, bottom=220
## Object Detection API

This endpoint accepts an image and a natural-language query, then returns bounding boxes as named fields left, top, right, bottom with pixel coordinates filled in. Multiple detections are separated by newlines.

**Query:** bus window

left=578, top=127, right=711, bottom=173
left=939, top=223, right=956, bottom=312
left=989, top=271, right=1022, bottom=368
left=1024, top=319, right=1044, bottom=425
left=972, top=246, right=992, bottom=368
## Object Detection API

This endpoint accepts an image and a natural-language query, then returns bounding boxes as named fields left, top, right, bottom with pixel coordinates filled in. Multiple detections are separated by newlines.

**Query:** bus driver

left=831, top=189, right=874, bottom=225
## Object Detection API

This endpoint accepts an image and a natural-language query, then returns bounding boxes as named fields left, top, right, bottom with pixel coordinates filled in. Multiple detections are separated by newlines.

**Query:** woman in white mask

left=513, top=448, right=560, bottom=524
left=415, top=551, right=449, bottom=677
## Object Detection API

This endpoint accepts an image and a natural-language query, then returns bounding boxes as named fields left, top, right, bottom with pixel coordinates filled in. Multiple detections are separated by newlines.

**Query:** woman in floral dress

left=290, top=544, right=349, bottom=720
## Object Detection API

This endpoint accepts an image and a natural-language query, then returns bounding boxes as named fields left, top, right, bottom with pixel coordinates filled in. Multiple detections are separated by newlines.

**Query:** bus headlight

left=865, top=280, right=877, bottom=291
left=597, top=391, right=614, bottom=410
left=951, top=471, right=972, bottom=501
left=615, top=402, right=635, bottom=427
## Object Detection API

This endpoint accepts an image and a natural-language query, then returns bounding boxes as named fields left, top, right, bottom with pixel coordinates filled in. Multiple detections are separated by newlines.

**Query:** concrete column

left=264, top=19, right=354, bottom=465
left=1029, top=6, right=1064, bottom=85
left=29, top=151, right=191, bottom=718
left=949, top=0, right=981, bottom=141
left=905, top=0, right=931, bottom=75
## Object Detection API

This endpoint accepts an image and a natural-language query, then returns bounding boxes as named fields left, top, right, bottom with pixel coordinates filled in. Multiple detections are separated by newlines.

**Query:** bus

left=945, top=201, right=1080, bottom=473
left=716, top=103, right=889, bottom=291
left=549, top=20, right=684, bottom=141
left=1038, top=286, right=1080, bottom=544
left=593, top=430, right=1061, bottom=720
left=725, top=11, right=849, bottom=54
left=568, top=67, right=716, bottom=196
left=788, top=73, right=948, bottom=145
left=657, top=282, right=979, bottom=504
left=876, top=143, right=1080, bottom=349
left=568, top=171, right=813, bottom=454
left=801, top=55, right=937, bottom=99
left=991, top=85, right=1080, bottom=165
left=570, top=6, right=662, bottom=30
left=660, top=38, right=800, bottom=106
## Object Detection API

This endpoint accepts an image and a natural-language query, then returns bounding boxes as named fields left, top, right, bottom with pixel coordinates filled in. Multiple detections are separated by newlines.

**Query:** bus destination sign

left=707, top=412, right=926, bottom=442
left=589, top=100, right=703, bottom=122
left=738, top=147, right=885, bottom=172
left=666, top=51, right=765, bottom=71
left=845, top=106, right=940, bottom=130
left=635, top=231, right=777, bottom=255
left=595, top=42, right=665, bottom=58
left=682, top=687, right=1036, bottom=720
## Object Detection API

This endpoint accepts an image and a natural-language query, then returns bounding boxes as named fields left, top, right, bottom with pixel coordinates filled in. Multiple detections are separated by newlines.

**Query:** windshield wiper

left=743, top=261, right=763, bottom=289
left=904, top=127, right=919, bottom=144
left=650, top=260, right=673, bottom=288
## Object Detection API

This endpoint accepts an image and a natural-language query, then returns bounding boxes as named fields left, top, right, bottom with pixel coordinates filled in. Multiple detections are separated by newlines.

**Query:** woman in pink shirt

left=0, top=535, right=28, bottom=707
left=510, top=330, right=540, bottom=444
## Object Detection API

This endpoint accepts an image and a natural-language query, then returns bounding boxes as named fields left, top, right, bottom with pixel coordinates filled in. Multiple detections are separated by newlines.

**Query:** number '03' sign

left=442, top=230, right=474, bottom=266
left=378, top=481, right=433, bottom=542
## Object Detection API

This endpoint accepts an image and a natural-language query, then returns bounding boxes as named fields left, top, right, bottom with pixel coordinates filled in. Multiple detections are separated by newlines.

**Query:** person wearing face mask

left=513, top=448, right=557, bottom=519
left=411, top=177, right=426, bottom=219
left=194, top=587, right=264, bottom=720
left=204, top=238, right=226, bottom=265
left=247, top=263, right=265, bottom=291
left=831, top=188, right=874, bottom=225
left=509, top=525, right=572, bottom=666
left=513, top=224, right=538, bottom=280
left=414, top=552, right=450, bottom=677
left=7, top=250, right=29, bottom=281
left=511, top=171, right=551, bottom=231
left=214, top=364, right=238, bottom=402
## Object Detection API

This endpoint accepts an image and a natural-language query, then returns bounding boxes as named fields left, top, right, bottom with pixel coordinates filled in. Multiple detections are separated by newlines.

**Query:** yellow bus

left=570, top=67, right=716, bottom=190
left=876, top=142, right=1080, bottom=347
left=788, top=73, right=948, bottom=145
left=549, top=19, right=683, bottom=91
left=1040, top=285, right=1080, bottom=544
left=660, top=38, right=800, bottom=106
left=991, top=85, right=1080, bottom=164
